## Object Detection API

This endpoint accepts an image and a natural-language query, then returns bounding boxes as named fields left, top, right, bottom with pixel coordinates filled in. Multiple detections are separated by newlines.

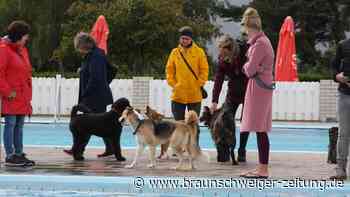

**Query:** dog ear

left=159, top=114, right=165, bottom=119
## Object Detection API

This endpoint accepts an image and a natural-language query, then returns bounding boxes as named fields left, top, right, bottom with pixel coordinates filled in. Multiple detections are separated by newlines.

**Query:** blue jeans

left=3, top=115, right=25, bottom=158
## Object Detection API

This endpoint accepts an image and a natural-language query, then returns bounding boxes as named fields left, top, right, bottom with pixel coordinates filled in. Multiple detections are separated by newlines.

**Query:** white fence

left=272, top=82, right=319, bottom=121
left=150, top=80, right=320, bottom=121
left=32, top=77, right=320, bottom=121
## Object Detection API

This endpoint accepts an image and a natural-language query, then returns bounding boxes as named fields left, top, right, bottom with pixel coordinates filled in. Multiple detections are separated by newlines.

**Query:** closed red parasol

left=275, top=16, right=298, bottom=81
left=90, top=15, right=109, bottom=54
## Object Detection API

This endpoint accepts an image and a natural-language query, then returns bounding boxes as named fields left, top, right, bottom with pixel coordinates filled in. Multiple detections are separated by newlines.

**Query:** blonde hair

left=217, top=34, right=239, bottom=57
left=241, top=7, right=262, bottom=31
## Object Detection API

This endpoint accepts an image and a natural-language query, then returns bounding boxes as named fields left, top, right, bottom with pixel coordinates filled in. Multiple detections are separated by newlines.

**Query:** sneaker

left=5, top=155, right=26, bottom=166
left=18, top=154, right=35, bottom=166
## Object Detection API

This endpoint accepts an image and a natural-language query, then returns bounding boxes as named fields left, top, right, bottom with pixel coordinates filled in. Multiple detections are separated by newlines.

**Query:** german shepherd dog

left=144, top=106, right=169, bottom=159
left=69, top=98, right=130, bottom=161
left=200, top=106, right=238, bottom=165
left=119, top=107, right=203, bottom=170
left=145, top=106, right=165, bottom=121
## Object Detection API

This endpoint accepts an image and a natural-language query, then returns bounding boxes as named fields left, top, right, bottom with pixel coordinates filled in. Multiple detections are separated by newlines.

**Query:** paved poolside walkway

left=0, top=147, right=338, bottom=180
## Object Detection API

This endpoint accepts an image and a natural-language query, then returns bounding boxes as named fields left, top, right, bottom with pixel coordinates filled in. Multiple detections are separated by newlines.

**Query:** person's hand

left=336, top=72, right=349, bottom=84
left=210, top=102, right=218, bottom=113
left=8, top=90, right=16, bottom=101
left=76, top=67, right=81, bottom=74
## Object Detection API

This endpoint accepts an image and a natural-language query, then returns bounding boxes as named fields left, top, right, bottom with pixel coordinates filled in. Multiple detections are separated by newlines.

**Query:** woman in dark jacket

left=0, top=21, right=35, bottom=166
left=210, top=34, right=250, bottom=162
left=63, top=32, right=114, bottom=157
left=75, top=33, right=113, bottom=111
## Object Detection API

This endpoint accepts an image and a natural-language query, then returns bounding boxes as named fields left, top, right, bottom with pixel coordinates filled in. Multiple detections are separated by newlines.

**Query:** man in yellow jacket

left=161, top=26, right=208, bottom=158
left=166, top=26, right=209, bottom=118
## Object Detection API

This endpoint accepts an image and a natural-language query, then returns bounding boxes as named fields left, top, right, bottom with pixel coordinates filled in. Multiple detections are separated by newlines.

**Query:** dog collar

left=133, top=119, right=145, bottom=135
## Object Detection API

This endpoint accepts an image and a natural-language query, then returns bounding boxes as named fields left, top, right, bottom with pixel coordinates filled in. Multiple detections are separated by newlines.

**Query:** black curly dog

left=69, top=97, right=130, bottom=161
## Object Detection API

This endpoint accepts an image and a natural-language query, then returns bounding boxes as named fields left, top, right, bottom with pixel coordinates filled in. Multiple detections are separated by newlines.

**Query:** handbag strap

left=254, top=75, right=276, bottom=90
left=179, top=51, right=199, bottom=81
left=250, top=65, right=276, bottom=90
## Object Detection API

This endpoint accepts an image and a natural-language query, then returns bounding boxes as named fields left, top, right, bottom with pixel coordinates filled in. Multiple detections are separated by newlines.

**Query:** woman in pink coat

left=0, top=21, right=34, bottom=167
left=239, top=8, right=275, bottom=178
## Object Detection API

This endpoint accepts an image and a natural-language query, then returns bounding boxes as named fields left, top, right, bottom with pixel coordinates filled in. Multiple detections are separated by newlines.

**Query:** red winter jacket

left=0, top=38, right=32, bottom=115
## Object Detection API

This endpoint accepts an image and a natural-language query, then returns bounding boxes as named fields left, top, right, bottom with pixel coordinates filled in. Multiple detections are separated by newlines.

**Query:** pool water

left=15, top=124, right=328, bottom=152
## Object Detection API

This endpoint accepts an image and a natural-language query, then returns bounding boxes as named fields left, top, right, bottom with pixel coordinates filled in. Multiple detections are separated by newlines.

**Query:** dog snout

left=118, top=117, right=125, bottom=124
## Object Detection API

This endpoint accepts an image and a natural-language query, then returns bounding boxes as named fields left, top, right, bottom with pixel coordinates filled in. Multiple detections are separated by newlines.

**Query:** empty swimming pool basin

left=0, top=174, right=348, bottom=197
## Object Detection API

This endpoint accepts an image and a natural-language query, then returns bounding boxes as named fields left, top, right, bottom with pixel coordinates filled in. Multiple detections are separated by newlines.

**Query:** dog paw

left=157, top=154, right=169, bottom=160
left=164, top=154, right=170, bottom=160
left=173, top=165, right=185, bottom=171
left=232, top=160, right=239, bottom=165
left=125, top=164, right=135, bottom=169
left=147, top=164, right=155, bottom=168
left=116, top=156, right=126, bottom=161
left=184, top=165, right=195, bottom=171
left=172, top=166, right=180, bottom=170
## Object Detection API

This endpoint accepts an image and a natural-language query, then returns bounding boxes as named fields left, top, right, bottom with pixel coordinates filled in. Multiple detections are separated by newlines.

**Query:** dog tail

left=185, top=110, right=202, bottom=160
left=70, top=104, right=92, bottom=118
left=185, top=110, right=199, bottom=127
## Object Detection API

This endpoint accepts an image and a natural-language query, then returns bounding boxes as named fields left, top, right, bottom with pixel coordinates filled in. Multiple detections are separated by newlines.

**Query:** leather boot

left=328, top=127, right=338, bottom=164
left=330, top=159, right=347, bottom=180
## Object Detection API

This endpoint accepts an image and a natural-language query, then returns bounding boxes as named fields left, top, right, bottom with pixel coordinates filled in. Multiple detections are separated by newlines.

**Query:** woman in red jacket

left=0, top=21, right=35, bottom=166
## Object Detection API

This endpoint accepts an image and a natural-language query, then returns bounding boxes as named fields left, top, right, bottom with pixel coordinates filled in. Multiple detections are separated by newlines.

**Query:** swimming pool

left=0, top=174, right=347, bottom=197
left=18, top=123, right=329, bottom=152
left=0, top=123, right=345, bottom=197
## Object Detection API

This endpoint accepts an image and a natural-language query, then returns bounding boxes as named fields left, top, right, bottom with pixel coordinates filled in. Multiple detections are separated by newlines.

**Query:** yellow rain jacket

left=166, top=42, right=209, bottom=104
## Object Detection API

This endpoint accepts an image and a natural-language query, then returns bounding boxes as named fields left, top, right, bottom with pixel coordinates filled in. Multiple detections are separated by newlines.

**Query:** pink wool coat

left=240, top=32, right=275, bottom=133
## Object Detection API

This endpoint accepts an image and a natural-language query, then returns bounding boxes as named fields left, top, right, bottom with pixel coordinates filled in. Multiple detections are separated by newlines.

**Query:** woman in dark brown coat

left=210, top=34, right=250, bottom=162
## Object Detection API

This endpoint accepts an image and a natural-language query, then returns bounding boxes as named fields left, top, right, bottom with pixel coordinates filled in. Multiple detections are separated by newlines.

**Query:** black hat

left=179, top=26, right=193, bottom=38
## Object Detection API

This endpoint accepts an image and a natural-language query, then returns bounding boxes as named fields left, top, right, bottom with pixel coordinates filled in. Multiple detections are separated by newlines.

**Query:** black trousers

left=257, top=132, right=269, bottom=164
left=171, top=101, right=201, bottom=142
left=171, top=101, right=201, bottom=120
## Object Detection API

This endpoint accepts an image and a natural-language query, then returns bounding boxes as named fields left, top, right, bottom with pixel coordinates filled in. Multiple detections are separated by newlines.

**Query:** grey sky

left=207, top=0, right=251, bottom=58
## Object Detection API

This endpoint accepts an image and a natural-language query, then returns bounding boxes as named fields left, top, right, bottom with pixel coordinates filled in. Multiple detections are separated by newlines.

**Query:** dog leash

left=249, top=64, right=276, bottom=90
